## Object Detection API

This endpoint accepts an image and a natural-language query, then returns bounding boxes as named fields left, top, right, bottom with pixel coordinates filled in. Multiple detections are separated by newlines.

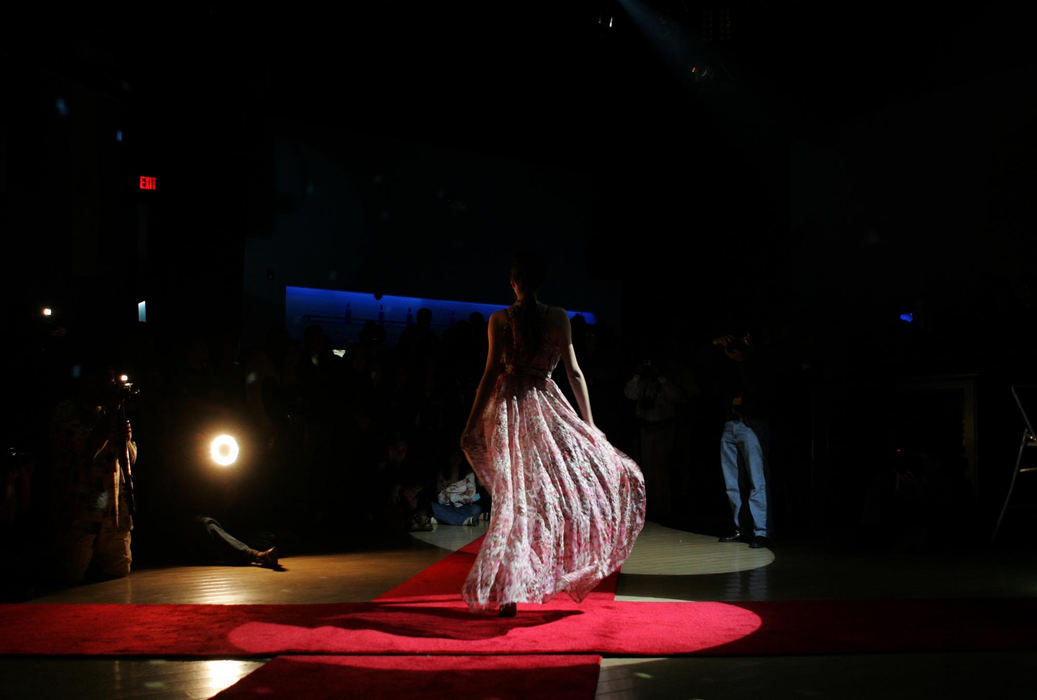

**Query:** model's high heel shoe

left=498, top=602, right=517, bottom=617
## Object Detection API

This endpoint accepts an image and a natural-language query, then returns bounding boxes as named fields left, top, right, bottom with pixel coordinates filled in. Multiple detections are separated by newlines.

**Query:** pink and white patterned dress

left=461, top=303, right=646, bottom=611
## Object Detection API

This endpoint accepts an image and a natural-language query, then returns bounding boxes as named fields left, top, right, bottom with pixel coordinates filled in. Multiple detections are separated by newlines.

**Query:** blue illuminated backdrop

left=240, top=135, right=622, bottom=347
left=286, top=286, right=597, bottom=348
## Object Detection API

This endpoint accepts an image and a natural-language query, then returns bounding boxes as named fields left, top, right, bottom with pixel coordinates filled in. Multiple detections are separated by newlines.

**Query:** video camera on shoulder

left=116, top=374, right=142, bottom=400
left=96, top=373, right=142, bottom=413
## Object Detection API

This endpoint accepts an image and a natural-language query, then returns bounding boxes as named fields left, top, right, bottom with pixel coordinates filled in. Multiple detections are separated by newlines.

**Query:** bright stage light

left=42, top=307, right=53, bottom=317
left=210, top=435, right=240, bottom=467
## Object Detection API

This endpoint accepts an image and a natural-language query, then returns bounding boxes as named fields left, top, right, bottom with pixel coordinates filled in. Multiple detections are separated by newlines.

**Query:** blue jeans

left=720, top=420, right=769, bottom=536
left=431, top=502, right=482, bottom=526
left=195, top=516, right=254, bottom=565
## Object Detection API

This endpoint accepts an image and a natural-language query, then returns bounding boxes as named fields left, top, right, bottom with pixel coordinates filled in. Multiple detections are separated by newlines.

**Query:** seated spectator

left=371, top=433, right=434, bottom=532
left=430, top=448, right=484, bottom=526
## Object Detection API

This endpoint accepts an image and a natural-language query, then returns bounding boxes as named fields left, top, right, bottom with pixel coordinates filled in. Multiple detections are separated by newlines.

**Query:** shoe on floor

left=718, top=531, right=742, bottom=543
left=749, top=536, right=771, bottom=549
left=254, top=547, right=279, bottom=568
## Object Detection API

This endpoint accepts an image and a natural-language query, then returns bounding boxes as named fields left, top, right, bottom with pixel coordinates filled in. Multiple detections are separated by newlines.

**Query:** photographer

left=48, top=365, right=137, bottom=584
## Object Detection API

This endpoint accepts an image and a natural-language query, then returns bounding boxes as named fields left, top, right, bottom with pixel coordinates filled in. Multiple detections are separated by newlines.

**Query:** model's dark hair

left=509, top=250, right=546, bottom=293
left=509, top=250, right=547, bottom=356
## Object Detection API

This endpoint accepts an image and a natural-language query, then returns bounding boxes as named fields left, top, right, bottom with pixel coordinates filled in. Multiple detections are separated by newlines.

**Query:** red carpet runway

left=3, top=535, right=1036, bottom=697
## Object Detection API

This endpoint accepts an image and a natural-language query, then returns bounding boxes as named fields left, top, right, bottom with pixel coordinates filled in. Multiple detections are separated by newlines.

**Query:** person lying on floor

left=189, top=515, right=279, bottom=568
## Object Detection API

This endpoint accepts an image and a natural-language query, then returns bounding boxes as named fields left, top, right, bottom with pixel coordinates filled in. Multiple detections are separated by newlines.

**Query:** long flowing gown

left=461, top=302, right=646, bottom=612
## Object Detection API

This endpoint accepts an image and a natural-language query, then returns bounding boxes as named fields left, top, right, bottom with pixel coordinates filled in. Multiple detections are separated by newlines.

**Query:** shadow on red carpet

left=211, top=654, right=603, bottom=700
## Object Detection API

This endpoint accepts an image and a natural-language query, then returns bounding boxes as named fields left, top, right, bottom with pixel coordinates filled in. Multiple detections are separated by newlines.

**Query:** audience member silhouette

left=625, top=358, right=685, bottom=523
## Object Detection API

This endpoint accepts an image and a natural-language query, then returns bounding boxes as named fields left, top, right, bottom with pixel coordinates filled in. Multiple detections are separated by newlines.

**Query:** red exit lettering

left=139, top=176, right=157, bottom=190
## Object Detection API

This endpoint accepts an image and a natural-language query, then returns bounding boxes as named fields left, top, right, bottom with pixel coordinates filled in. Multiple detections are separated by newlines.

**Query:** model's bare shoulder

left=546, top=306, right=571, bottom=343
left=488, top=308, right=508, bottom=331
left=548, top=305, right=569, bottom=323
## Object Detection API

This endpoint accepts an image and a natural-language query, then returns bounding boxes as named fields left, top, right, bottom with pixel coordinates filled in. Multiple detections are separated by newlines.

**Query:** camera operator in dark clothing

left=714, top=332, right=772, bottom=548
left=625, top=359, right=685, bottom=523
left=48, top=367, right=137, bottom=583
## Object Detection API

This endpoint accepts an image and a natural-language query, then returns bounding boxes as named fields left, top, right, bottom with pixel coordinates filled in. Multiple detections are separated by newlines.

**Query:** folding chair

left=992, top=385, right=1037, bottom=542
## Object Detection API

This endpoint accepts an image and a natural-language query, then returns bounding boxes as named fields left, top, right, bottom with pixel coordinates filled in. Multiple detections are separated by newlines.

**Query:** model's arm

left=558, top=308, right=595, bottom=429
left=462, top=310, right=505, bottom=441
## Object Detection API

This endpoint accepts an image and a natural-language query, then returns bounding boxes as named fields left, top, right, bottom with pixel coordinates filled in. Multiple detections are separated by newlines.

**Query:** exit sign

left=139, top=176, right=157, bottom=190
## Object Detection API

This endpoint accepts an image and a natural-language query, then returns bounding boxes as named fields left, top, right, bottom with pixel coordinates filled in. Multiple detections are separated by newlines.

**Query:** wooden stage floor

left=3, top=521, right=1036, bottom=698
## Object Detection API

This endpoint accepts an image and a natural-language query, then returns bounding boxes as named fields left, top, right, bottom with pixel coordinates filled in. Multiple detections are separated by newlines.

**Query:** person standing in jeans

left=714, top=332, right=771, bottom=549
